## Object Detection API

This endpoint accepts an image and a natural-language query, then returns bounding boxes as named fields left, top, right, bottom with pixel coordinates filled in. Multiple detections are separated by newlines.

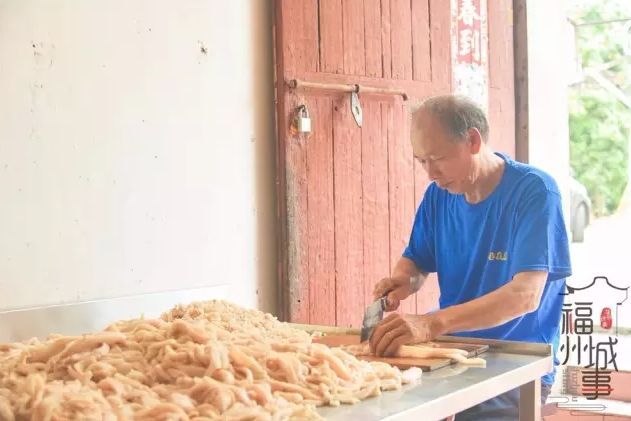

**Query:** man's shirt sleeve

left=509, top=179, right=573, bottom=282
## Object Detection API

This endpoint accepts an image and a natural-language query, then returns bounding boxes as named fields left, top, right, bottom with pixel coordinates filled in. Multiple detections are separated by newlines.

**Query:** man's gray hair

left=411, top=94, right=490, bottom=143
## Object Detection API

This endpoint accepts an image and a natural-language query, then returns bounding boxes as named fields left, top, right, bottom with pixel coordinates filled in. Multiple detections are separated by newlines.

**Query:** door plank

left=343, top=0, right=366, bottom=76
left=381, top=0, right=393, bottom=79
left=390, top=0, right=413, bottom=80
left=276, top=0, right=319, bottom=74
left=402, top=104, right=419, bottom=314
left=387, top=101, right=416, bottom=315
left=361, top=102, right=390, bottom=309
left=364, top=0, right=383, bottom=78
left=307, top=97, right=336, bottom=325
left=319, top=0, right=344, bottom=74
left=487, top=0, right=515, bottom=156
left=413, top=161, right=431, bottom=212
left=333, top=96, right=365, bottom=327
left=488, top=0, right=512, bottom=90
left=284, top=94, right=311, bottom=323
left=418, top=274, right=441, bottom=314
left=429, top=0, right=453, bottom=88
left=412, top=0, right=432, bottom=82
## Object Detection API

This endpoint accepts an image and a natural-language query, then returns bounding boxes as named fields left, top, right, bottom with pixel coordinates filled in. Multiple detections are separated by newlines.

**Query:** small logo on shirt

left=488, top=252, right=508, bottom=261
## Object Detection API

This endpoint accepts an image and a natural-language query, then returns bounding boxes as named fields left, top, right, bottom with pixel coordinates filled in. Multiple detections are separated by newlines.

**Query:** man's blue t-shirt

left=402, top=152, right=572, bottom=385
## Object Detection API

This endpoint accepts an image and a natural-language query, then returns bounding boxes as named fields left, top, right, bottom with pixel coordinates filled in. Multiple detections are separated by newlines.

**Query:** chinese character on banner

left=592, top=337, right=619, bottom=371
left=557, top=276, right=629, bottom=400
left=458, top=29, right=481, bottom=62
left=453, top=0, right=488, bottom=111
left=457, top=0, right=480, bottom=26
left=581, top=368, right=613, bottom=400
left=574, top=302, right=594, bottom=335
left=456, top=0, right=482, bottom=64
left=459, top=29, right=473, bottom=57
left=560, top=333, right=619, bottom=369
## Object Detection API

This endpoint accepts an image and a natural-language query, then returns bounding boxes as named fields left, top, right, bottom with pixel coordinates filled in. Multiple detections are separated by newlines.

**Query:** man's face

left=410, top=111, right=480, bottom=194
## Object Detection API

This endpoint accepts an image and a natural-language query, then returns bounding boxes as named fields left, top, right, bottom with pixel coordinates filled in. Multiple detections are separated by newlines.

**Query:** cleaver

left=360, top=275, right=422, bottom=342
left=360, top=296, right=388, bottom=342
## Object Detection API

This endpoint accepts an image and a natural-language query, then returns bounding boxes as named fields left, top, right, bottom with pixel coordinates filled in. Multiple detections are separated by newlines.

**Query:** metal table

left=318, top=341, right=549, bottom=421
left=0, top=289, right=551, bottom=421
left=293, top=324, right=552, bottom=421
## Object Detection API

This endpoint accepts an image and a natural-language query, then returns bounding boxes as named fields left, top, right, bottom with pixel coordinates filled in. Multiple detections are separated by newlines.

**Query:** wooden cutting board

left=314, top=334, right=488, bottom=371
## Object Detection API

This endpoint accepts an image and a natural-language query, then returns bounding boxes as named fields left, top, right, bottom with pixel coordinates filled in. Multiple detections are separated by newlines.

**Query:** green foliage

left=568, top=91, right=628, bottom=214
left=567, top=0, right=630, bottom=215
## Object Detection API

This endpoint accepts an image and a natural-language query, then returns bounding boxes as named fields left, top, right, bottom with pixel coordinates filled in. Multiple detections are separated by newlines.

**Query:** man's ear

left=468, top=128, right=483, bottom=154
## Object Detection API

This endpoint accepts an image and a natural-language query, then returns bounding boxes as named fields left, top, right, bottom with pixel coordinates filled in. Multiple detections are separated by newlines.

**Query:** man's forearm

left=391, top=257, right=419, bottom=277
left=430, top=271, right=548, bottom=335
left=392, top=257, right=429, bottom=294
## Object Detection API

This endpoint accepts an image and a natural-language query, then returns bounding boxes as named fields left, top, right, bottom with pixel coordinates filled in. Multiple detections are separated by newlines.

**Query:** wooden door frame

left=271, top=0, right=290, bottom=322
left=513, top=0, right=529, bottom=163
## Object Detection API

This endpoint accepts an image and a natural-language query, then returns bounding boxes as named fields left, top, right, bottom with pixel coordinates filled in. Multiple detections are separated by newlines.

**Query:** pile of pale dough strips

left=0, top=300, right=481, bottom=421
left=338, top=343, right=486, bottom=367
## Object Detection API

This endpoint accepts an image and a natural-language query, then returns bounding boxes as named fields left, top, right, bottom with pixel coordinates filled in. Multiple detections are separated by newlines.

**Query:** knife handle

left=379, top=275, right=422, bottom=307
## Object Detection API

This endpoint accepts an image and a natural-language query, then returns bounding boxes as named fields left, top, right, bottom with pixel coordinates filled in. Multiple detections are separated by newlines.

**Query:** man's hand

left=373, top=276, right=413, bottom=312
left=369, top=313, right=442, bottom=357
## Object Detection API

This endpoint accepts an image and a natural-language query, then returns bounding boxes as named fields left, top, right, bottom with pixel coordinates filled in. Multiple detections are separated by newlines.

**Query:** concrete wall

left=0, top=0, right=278, bottom=314
left=526, top=1, right=573, bottom=229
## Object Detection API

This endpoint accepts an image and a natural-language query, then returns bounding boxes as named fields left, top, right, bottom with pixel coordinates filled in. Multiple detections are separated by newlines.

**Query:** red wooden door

left=273, top=0, right=452, bottom=327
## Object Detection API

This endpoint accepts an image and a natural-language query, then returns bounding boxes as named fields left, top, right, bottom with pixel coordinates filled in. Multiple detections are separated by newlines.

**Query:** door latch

left=350, top=88, right=362, bottom=128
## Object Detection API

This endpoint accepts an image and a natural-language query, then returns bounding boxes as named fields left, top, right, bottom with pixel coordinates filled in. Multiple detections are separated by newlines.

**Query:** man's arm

left=391, top=257, right=420, bottom=278
left=430, top=270, right=548, bottom=335
left=391, top=257, right=429, bottom=294
left=370, top=270, right=550, bottom=356
left=432, top=179, right=570, bottom=335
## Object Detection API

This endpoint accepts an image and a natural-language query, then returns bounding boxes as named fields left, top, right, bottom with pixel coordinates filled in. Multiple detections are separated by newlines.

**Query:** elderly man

left=370, top=94, right=572, bottom=421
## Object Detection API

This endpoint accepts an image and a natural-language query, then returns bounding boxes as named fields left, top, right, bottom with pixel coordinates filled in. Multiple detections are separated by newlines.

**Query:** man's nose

left=425, top=163, right=440, bottom=181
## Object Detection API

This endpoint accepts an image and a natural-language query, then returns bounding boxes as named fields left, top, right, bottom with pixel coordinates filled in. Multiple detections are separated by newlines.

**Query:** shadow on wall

left=249, top=0, right=278, bottom=316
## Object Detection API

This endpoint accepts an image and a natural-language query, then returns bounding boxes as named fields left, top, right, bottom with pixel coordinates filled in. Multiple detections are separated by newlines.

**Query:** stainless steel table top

left=0, top=285, right=230, bottom=343
left=318, top=351, right=552, bottom=421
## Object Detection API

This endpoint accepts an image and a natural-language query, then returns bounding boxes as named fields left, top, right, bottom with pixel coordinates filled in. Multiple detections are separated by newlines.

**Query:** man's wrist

left=427, top=311, right=449, bottom=337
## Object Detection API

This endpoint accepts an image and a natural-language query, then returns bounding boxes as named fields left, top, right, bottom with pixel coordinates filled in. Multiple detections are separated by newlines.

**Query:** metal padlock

left=297, top=105, right=311, bottom=133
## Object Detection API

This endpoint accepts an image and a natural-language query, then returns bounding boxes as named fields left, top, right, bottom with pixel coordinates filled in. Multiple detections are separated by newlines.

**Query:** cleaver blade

left=360, top=296, right=388, bottom=342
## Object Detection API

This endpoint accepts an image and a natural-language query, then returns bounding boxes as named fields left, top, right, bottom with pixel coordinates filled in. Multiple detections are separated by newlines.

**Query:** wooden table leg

left=519, top=378, right=542, bottom=421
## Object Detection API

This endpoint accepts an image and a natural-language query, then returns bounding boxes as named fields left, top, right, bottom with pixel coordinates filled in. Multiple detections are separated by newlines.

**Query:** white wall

left=526, top=1, right=572, bottom=231
left=0, top=0, right=278, bottom=314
